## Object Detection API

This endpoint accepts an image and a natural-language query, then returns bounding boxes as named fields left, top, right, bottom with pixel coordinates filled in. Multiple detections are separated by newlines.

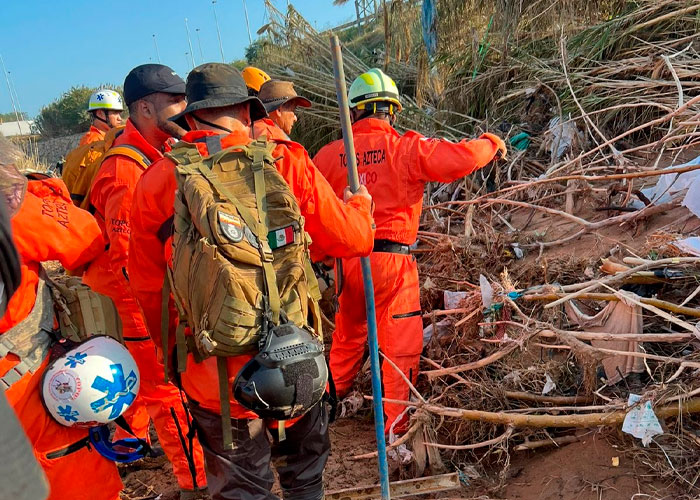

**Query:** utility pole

left=196, top=28, right=204, bottom=62
left=0, top=53, right=22, bottom=134
left=242, top=0, right=253, bottom=45
left=153, top=34, right=162, bottom=63
left=7, top=71, right=23, bottom=121
left=185, top=18, right=196, bottom=67
left=212, top=0, right=226, bottom=62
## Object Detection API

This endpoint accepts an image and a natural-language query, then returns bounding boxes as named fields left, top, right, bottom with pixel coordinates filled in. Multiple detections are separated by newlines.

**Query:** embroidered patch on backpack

left=218, top=211, right=244, bottom=243
left=268, top=224, right=298, bottom=250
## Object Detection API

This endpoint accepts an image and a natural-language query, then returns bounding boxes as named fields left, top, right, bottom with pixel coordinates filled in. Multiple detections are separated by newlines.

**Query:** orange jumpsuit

left=313, top=117, right=504, bottom=431
left=83, top=119, right=207, bottom=491
left=79, top=125, right=106, bottom=146
left=128, top=128, right=375, bottom=420
left=0, top=177, right=122, bottom=500
left=252, top=117, right=290, bottom=141
left=76, top=125, right=107, bottom=170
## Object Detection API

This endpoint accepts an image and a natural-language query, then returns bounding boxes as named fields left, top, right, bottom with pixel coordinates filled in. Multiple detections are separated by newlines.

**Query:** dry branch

left=382, top=398, right=700, bottom=428
left=524, top=292, right=700, bottom=318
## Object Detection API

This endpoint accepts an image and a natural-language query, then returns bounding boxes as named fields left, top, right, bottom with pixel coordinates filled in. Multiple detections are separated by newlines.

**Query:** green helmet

left=348, top=68, right=402, bottom=114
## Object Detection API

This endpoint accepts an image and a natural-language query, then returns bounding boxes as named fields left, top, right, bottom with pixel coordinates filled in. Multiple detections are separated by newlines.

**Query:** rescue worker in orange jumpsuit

left=253, top=79, right=310, bottom=140
left=0, top=164, right=123, bottom=500
left=80, top=89, right=125, bottom=146
left=128, top=63, right=375, bottom=500
left=313, top=68, right=507, bottom=434
left=82, top=64, right=208, bottom=499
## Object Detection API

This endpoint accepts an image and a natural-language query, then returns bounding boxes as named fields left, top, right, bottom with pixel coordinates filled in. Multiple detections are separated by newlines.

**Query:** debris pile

left=247, top=0, right=700, bottom=494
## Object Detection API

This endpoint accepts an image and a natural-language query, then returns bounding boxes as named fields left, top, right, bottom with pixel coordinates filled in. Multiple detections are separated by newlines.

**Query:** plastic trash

left=622, top=394, right=663, bottom=446
left=480, top=274, right=493, bottom=309
left=629, top=155, right=700, bottom=214
left=423, top=318, right=451, bottom=347
left=511, top=243, right=524, bottom=259
left=444, top=290, right=469, bottom=309
left=510, top=131, right=531, bottom=151
left=672, top=236, right=700, bottom=256
left=542, top=373, right=557, bottom=395
left=548, top=115, right=582, bottom=160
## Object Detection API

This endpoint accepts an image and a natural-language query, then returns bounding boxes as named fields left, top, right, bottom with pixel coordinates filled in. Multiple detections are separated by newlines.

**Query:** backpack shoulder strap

left=103, top=145, right=151, bottom=170
left=102, top=125, right=126, bottom=149
left=246, top=137, right=278, bottom=163
left=167, top=141, right=206, bottom=167
left=194, top=135, right=223, bottom=156
left=194, top=149, right=282, bottom=325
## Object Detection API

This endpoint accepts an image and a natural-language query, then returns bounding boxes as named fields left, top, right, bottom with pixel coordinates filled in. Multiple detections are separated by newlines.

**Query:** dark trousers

left=189, top=401, right=330, bottom=500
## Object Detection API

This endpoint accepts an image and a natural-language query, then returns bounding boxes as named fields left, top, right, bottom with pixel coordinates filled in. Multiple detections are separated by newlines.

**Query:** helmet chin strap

left=93, top=111, right=113, bottom=129
left=193, top=113, right=233, bottom=134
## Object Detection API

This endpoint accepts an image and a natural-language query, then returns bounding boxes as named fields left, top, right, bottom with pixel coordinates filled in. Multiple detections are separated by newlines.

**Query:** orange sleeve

left=92, top=157, right=141, bottom=286
left=128, top=162, right=177, bottom=346
left=404, top=131, right=502, bottom=184
left=21, top=179, right=105, bottom=270
left=278, top=143, right=375, bottom=260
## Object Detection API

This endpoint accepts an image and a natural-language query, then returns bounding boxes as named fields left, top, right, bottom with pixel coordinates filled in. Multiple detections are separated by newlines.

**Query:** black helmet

left=233, top=323, right=327, bottom=420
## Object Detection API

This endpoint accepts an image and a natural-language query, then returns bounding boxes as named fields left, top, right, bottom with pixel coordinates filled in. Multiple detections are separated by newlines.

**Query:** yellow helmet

left=348, top=68, right=402, bottom=113
left=241, top=66, right=271, bottom=93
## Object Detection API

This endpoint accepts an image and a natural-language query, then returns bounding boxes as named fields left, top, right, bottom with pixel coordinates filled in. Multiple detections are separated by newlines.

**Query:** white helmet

left=87, top=89, right=124, bottom=112
left=41, top=336, right=140, bottom=428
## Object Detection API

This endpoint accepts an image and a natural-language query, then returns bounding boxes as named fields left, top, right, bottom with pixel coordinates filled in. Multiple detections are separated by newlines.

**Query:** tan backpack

left=0, top=269, right=123, bottom=392
left=165, top=136, right=322, bottom=444
left=62, top=126, right=150, bottom=208
left=45, top=273, right=123, bottom=344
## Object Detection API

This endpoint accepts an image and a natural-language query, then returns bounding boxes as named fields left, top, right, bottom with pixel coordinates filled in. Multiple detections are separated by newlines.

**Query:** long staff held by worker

left=330, top=34, right=391, bottom=500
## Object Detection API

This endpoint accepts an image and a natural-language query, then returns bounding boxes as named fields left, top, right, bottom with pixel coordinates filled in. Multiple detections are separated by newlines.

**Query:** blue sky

left=0, top=0, right=357, bottom=117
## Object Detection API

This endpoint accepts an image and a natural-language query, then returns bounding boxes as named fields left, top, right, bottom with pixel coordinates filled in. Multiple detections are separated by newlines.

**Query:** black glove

left=0, top=198, right=21, bottom=317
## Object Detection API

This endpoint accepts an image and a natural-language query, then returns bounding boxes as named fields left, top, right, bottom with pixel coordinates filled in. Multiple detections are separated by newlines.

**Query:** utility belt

left=373, top=239, right=411, bottom=255
left=331, top=239, right=413, bottom=312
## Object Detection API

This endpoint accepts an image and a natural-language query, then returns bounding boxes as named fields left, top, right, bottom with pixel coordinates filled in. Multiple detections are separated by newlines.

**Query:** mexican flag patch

left=268, top=224, right=297, bottom=250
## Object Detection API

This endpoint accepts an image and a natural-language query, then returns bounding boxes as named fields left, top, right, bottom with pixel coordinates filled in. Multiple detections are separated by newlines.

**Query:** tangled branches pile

left=252, top=0, right=700, bottom=494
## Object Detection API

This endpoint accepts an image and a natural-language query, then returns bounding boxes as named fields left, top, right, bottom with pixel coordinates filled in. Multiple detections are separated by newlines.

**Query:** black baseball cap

left=123, top=64, right=186, bottom=106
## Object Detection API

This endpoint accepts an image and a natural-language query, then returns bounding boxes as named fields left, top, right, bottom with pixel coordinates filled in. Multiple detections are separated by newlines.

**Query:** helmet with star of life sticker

left=41, top=336, right=140, bottom=428
left=87, top=89, right=124, bottom=112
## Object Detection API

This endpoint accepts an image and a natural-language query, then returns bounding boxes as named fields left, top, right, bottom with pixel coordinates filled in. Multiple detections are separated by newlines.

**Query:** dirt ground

left=120, top=416, right=379, bottom=500
left=498, top=434, right=680, bottom=500
left=121, top=416, right=683, bottom=500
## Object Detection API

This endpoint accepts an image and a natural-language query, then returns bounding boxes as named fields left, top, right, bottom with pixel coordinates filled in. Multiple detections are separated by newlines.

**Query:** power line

left=0, top=53, right=22, bottom=134
left=196, top=28, right=204, bottom=62
left=185, top=18, right=196, bottom=67
left=153, top=34, right=162, bottom=63
left=212, top=0, right=225, bottom=62
left=242, top=0, right=253, bottom=45
left=7, top=71, right=24, bottom=122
